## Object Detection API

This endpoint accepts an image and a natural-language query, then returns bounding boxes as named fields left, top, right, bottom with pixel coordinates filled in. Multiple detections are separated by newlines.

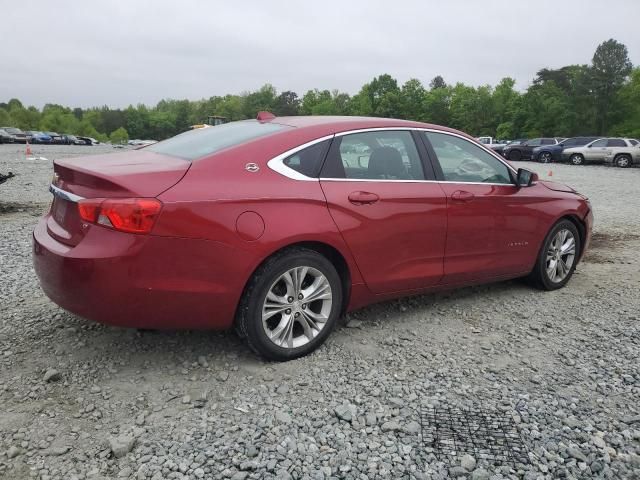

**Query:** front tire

left=570, top=154, right=584, bottom=165
left=236, top=247, right=343, bottom=361
left=528, top=220, right=580, bottom=291
left=508, top=150, right=522, bottom=162
left=539, top=152, right=552, bottom=163
left=615, top=154, right=631, bottom=168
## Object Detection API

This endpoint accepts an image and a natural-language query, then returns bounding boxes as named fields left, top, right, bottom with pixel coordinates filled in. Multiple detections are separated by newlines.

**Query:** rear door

left=319, top=129, right=447, bottom=294
left=420, top=131, right=539, bottom=282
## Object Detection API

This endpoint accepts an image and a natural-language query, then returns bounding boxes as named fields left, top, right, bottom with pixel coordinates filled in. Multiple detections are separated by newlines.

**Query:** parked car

left=44, top=132, right=64, bottom=144
left=531, top=137, right=601, bottom=163
left=77, top=136, right=100, bottom=145
left=61, top=134, right=84, bottom=145
left=476, top=136, right=509, bottom=154
left=28, top=131, right=53, bottom=144
left=33, top=114, right=592, bottom=360
left=0, top=127, right=27, bottom=143
left=0, top=128, right=16, bottom=143
left=502, top=138, right=563, bottom=161
left=562, top=138, right=638, bottom=165
left=602, top=140, right=640, bottom=168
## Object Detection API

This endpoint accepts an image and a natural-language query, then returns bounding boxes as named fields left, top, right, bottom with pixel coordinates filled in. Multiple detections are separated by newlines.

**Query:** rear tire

left=615, top=154, right=631, bottom=168
left=570, top=154, right=584, bottom=165
left=528, top=220, right=581, bottom=291
left=236, top=247, right=343, bottom=361
left=508, top=150, right=522, bottom=162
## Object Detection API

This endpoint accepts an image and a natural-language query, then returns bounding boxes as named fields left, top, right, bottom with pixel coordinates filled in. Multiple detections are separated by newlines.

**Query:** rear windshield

left=147, top=120, right=290, bottom=160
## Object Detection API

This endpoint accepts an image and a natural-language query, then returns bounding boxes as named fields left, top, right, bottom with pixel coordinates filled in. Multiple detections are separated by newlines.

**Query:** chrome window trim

left=319, top=178, right=515, bottom=187
left=266, top=134, right=334, bottom=181
left=49, top=184, right=84, bottom=203
left=267, top=126, right=517, bottom=182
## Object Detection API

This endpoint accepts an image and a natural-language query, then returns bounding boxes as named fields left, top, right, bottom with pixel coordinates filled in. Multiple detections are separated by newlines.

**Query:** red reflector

left=77, top=198, right=162, bottom=234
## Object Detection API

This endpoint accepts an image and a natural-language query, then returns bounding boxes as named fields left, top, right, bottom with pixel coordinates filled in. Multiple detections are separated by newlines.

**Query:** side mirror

left=516, top=168, right=538, bottom=187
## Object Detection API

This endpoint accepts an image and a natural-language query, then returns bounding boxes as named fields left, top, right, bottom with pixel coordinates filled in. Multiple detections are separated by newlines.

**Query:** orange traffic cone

left=25, top=141, right=32, bottom=156
left=548, top=170, right=553, bottom=176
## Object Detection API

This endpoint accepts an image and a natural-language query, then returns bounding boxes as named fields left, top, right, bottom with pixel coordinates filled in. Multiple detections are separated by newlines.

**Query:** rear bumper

left=33, top=216, right=250, bottom=330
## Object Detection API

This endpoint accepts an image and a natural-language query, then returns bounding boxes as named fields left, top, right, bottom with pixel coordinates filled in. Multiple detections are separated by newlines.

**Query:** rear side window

left=282, top=139, right=331, bottom=177
left=607, top=139, right=626, bottom=147
left=541, top=138, right=555, bottom=145
left=322, top=131, right=425, bottom=180
left=630, top=139, right=638, bottom=146
left=147, top=120, right=290, bottom=160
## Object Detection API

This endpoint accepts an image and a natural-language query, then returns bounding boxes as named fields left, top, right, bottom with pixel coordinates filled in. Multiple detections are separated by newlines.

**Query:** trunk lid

left=48, top=150, right=190, bottom=246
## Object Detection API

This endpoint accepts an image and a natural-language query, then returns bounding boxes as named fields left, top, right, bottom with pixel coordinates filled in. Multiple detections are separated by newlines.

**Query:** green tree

left=109, top=127, right=129, bottom=144
left=429, top=75, right=447, bottom=90
left=273, top=91, right=301, bottom=116
left=400, top=79, right=427, bottom=121
left=590, top=39, right=632, bottom=134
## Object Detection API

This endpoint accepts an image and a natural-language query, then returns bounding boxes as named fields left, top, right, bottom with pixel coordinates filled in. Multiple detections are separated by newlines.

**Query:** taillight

left=78, top=198, right=162, bottom=234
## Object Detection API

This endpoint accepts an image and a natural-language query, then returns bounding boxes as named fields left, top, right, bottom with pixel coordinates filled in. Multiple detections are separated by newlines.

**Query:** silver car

left=562, top=138, right=639, bottom=165
left=603, top=139, right=640, bottom=168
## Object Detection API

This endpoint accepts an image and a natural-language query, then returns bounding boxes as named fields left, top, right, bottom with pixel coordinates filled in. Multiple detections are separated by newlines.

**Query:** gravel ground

left=1, top=144, right=639, bottom=480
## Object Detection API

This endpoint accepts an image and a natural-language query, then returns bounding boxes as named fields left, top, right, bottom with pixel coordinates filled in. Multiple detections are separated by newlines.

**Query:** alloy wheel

left=540, top=152, right=552, bottom=163
left=261, top=266, right=332, bottom=349
left=545, top=229, right=576, bottom=283
left=616, top=156, right=630, bottom=168
left=571, top=154, right=584, bottom=165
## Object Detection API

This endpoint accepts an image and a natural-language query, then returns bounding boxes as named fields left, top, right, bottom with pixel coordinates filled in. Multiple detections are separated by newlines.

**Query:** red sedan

left=33, top=114, right=592, bottom=360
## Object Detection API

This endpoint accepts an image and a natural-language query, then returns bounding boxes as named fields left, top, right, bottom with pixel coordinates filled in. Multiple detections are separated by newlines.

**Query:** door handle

left=451, top=190, right=475, bottom=202
left=348, top=191, right=380, bottom=205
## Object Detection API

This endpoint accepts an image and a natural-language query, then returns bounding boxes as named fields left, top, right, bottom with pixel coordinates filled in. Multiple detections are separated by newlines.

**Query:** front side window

left=282, top=139, right=331, bottom=177
left=563, top=138, right=579, bottom=147
left=606, top=139, right=626, bottom=147
left=590, top=139, right=607, bottom=148
left=527, top=138, right=542, bottom=146
left=541, top=138, right=555, bottom=145
left=424, top=132, right=512, bottom=184
left=322, top=131, right=425, bottom=180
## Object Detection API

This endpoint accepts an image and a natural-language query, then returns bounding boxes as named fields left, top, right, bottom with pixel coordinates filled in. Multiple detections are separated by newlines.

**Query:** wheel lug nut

left=294, top=312, right=300, bottom=318
left=302, top=304, right=306, bottom=310
left=298, top=293, right=303, bottom=300
left=285, top=309, right=291, bottom=315
left=287, top=297, right=293, bottom=303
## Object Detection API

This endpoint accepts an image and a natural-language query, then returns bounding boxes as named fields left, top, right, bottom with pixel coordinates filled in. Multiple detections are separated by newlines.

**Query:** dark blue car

left=29, top=131, right=53, bottom=144
left=531, top=136, right=600, bottom=163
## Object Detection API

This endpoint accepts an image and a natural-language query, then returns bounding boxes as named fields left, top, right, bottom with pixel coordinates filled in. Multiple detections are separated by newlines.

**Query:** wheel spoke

left=302, top=277, right=331, bottom=303
left=560, top=237, right=575, bottom=255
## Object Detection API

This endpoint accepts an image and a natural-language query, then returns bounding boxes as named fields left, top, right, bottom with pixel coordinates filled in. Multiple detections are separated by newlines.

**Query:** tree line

left=1, top=39, right=638, bottom=144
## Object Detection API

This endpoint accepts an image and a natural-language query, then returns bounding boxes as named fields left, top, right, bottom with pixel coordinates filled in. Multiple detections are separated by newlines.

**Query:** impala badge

left=245, top=163, right=259, bottom=173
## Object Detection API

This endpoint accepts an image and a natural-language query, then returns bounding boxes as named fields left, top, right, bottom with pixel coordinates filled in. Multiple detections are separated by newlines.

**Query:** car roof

left=266, top=115, right=469, bottom=138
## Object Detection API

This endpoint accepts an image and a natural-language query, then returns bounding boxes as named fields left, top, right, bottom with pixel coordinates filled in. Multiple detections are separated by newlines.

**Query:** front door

left=319, top=130, right=447, bottom=294
left=420, top=131, right=539, bottom=283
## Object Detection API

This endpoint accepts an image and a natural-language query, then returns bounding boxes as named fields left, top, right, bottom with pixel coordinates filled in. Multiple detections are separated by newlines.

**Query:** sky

left=2, top=0, right=639, bottom=109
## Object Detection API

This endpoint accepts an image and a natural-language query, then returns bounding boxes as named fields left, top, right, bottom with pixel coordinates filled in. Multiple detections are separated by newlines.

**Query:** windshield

left=147, top=120, right=291, bottom=160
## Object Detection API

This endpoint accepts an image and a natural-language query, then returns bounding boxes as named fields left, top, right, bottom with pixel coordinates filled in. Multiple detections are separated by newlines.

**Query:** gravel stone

left=461, top=454, right=476, bottom=471
left=109, top=435, right=136, bottom=458
left=43, top=368, right=61, bottom=382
